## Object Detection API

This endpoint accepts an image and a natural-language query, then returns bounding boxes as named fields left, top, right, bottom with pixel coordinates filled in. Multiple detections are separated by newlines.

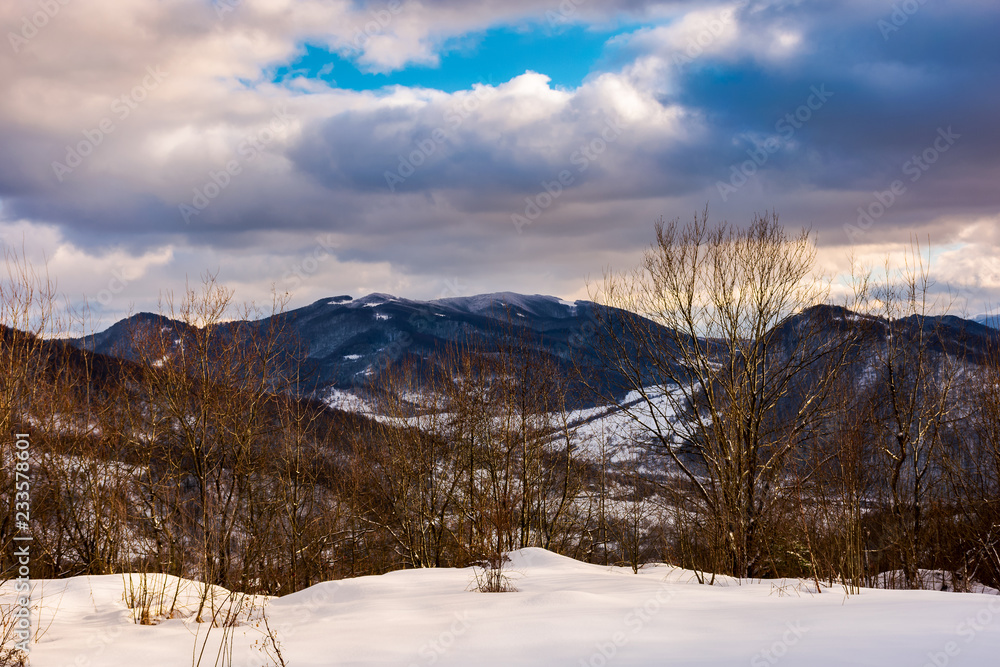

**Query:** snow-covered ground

left=7, top=548, right=1000, bottom=666
left=324, top=382, right=688, bottom=458
left=569, top=387, right=684, bottom=461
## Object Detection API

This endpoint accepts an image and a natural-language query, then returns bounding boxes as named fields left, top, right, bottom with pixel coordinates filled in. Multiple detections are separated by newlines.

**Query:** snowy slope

left=8, top=548, right=1000, bottom=666
left=566, top=385, right=689, bottom=460
left=69, top=291, right=655, bottom=406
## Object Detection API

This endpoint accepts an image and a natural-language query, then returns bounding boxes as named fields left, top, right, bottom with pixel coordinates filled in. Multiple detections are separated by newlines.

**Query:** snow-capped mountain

left=71, top=294, right=1000, bottom=417
left=975, top=313, right=1000, bottom=329
left=71, top=292, right=647, bottom=407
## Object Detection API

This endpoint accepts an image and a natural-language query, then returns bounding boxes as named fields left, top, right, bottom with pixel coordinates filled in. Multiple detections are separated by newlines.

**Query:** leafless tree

left=589, top=210, right=858, bottom=577
left=853, top=250, right=968, bottom=589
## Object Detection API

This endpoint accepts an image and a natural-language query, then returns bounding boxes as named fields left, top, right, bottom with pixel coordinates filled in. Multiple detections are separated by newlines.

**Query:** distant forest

left=2, top=212, right=1000, bottom=604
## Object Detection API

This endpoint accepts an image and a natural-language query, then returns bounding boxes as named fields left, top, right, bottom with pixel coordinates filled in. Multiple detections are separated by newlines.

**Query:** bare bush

left=471, top=553, right=517, bottom=593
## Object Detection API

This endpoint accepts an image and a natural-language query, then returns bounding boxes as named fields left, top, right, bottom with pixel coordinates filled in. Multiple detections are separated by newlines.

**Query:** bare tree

left=590, top=210, right=857, bottom=577
left=349, top=356, right=464, bottom=569
left=954, top=337, right=1000, bottom=589
left=109, top=275, right=298, bottom=609
left=346, top=311, right=589, bottom=574
left=0, top=249, right=62, bottom=578
left=854, top=250, right=968, bottom=589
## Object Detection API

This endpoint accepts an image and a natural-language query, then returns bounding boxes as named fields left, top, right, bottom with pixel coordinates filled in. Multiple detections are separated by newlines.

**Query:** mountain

left=71, top=294, right=1000, bottom=416
left=974, top=313, right=1000, bottom=329
left=72, top=292, right=659, bottom=408
left=774, top=305, right=1000, bottom=362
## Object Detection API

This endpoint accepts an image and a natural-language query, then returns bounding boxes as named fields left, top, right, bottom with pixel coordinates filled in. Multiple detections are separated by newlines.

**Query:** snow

left=875, top=570, right=999, bottom=595
left=9, top=548, right=1000, bottom=666
left=438, top=293, right=576, bottom=318
left=558, top=298, right=578, bottom=315
left=568, top=384, right=690, bottom=463
left=324, top=388, right=377, bottom=414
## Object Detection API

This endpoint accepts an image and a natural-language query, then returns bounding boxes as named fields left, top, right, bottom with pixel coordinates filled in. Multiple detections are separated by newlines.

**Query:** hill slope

left=73, top=292, right=664, bottom=407
left=70, top=294, right=1000, bottom=415
left=10, top=547, right=1000, bottom=667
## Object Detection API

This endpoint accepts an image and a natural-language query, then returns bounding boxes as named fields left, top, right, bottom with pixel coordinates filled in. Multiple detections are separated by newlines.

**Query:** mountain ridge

left=70, top=292, right=1000, bottom=410
left=71, top=292, right=620, bottom=406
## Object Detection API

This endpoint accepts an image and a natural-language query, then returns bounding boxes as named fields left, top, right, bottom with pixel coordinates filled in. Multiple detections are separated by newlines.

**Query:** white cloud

left=0, top=0, right=997, bottom=319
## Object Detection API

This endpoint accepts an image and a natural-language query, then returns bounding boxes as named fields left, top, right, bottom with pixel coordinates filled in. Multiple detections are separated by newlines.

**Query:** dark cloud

left=0, top=0, right=998, bottom=319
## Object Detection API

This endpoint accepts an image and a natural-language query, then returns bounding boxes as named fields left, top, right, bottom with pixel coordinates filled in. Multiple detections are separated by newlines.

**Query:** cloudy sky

left=2, top=0, right=999, bottom=327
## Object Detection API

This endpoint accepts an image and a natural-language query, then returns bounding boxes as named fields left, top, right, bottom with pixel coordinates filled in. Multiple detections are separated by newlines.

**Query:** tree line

left=1, top=211, right=999, bottom=603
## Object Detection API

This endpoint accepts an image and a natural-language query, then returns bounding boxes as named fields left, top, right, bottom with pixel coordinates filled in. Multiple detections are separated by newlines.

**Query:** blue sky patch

left=272, top=24, right=631, bottom=92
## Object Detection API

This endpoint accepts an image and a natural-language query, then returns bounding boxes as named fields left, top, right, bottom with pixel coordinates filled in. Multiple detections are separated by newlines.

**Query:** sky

left=1, top=0, right=999, bottom=328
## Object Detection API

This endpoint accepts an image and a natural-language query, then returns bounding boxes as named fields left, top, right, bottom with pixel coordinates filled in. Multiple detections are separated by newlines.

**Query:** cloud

left=0, top=0, right=998, bottom=317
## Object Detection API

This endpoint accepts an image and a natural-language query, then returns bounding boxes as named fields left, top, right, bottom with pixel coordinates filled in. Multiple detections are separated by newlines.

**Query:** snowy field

left=6, top=548, right=1000, bottom=666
